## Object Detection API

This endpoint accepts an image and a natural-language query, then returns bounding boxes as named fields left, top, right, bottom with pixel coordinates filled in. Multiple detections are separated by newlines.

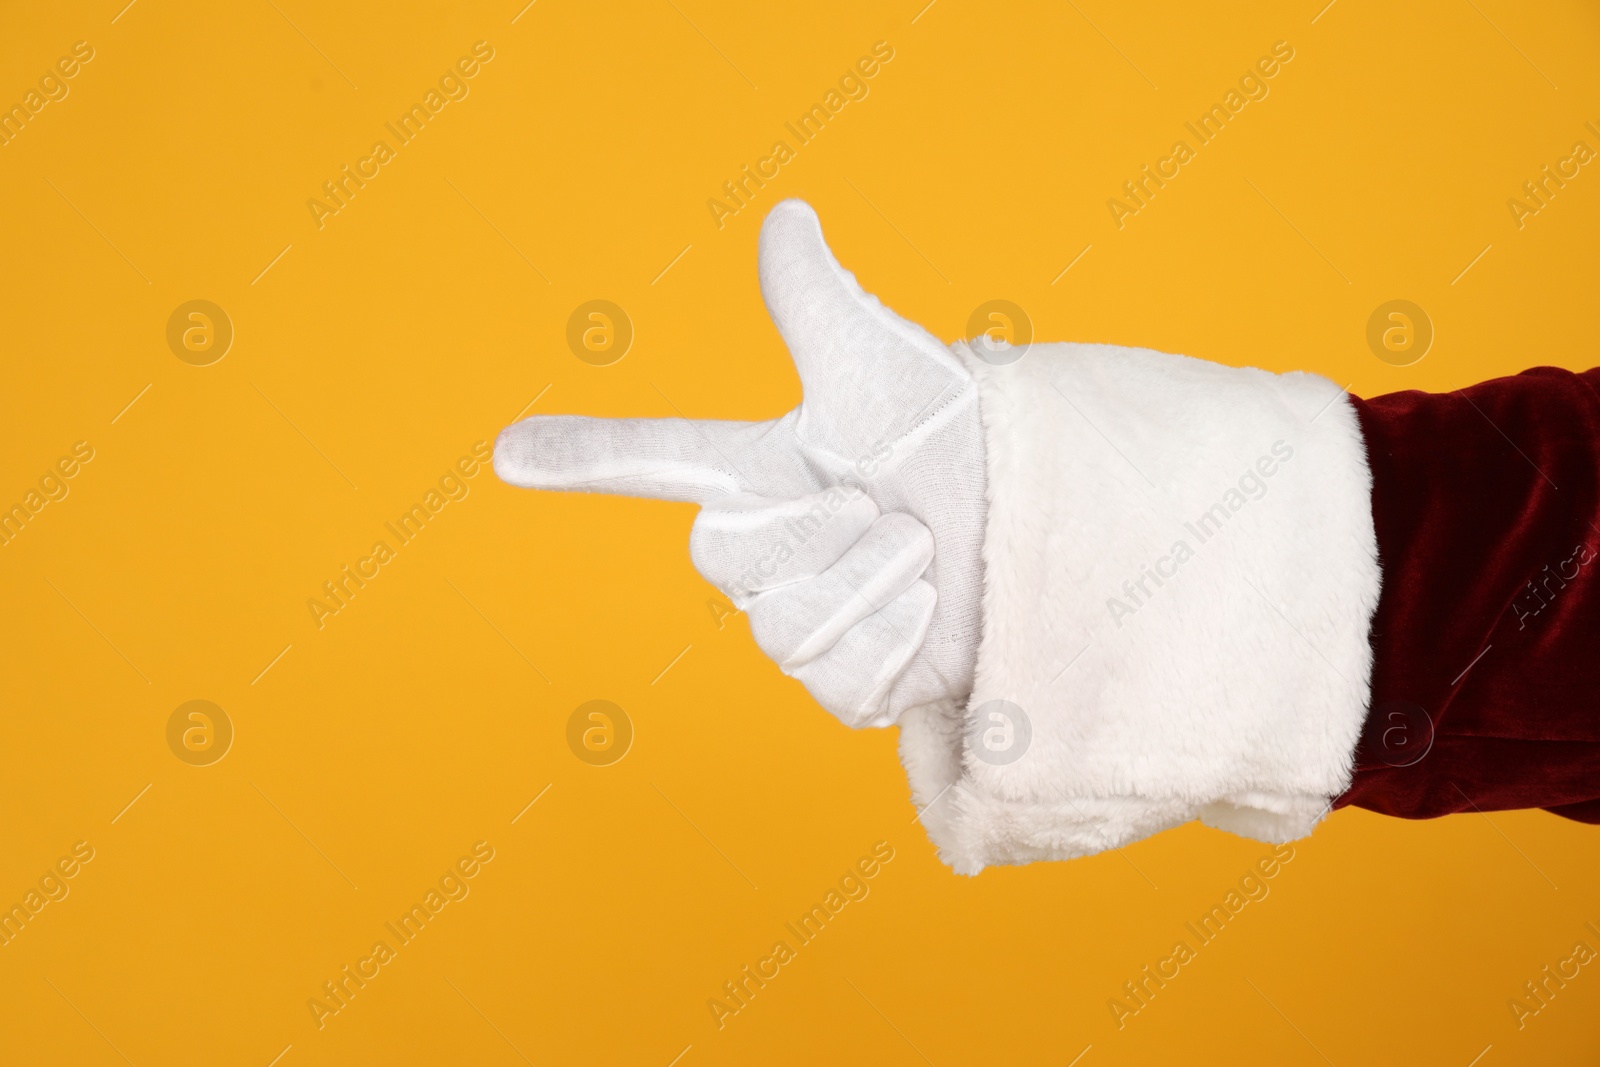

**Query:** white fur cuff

left=901, top=342, right=1381, bottom=875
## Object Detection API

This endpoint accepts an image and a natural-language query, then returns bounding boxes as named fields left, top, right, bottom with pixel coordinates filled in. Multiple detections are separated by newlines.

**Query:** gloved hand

left=493, top=200, right=986, bottom=727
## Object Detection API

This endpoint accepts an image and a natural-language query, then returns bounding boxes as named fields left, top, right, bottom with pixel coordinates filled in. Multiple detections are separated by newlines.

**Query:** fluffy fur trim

left=901, top=342, right=1381, bottom=874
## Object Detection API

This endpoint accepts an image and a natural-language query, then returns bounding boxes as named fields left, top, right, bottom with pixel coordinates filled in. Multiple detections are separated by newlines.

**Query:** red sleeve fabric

left=1339, top=367, right=1600, bottom=822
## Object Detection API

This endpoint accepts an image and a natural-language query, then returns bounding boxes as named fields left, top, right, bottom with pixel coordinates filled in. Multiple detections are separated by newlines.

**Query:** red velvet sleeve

left=1339, top=367, right=1600, bottom=822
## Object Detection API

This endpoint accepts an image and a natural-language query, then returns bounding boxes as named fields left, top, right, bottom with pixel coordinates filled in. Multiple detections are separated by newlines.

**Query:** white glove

left=493, top=200, right=986, bottom=728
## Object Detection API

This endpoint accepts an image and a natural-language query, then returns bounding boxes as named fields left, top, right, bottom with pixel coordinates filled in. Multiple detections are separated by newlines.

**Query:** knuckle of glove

left=791, top=578, right=939, bottom=728
left=746, top=512, right=934, bottom=671
left=688, top=487, right=878, bottom=605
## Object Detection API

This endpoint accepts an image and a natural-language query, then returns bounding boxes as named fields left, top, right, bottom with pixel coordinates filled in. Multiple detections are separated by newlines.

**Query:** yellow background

left=3, top=1, right=1599, bottom=1063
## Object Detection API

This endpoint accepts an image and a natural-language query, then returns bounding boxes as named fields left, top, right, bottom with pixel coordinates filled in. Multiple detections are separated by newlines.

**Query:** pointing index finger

left=493, top=414, right=767, bottom=503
